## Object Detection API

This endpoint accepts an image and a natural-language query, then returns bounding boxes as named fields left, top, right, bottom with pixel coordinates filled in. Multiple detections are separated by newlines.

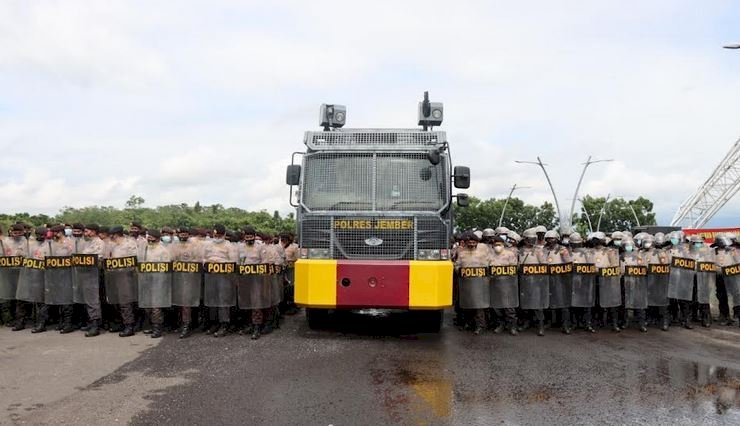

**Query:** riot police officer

left=518, top=228, right=548, bottom=336
left=454, top=231, right=492, bottom=335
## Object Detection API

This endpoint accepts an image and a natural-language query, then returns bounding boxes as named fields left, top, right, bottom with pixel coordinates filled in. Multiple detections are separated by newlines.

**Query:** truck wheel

left=414, top=309, right=443, bottom=333
left=306, top=308, right=330, bottom=330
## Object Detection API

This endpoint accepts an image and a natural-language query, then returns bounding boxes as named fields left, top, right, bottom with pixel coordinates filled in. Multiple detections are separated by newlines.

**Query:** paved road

left=7, top=312, right=740, bottom=425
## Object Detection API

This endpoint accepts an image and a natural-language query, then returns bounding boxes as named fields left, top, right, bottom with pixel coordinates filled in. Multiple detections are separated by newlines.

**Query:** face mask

left=493, top=245, right=504, bottom=254
left=173, top=236, right=180, bottom=243
left=693, top=242, right=704, bottom=249
left=161, top=235, right=172, bottom=244
left=670, top=238, right=679, bottom=246
left=643, top=242, right=652, bottom=249
left=13, top=235, right=22, bottom=241
left=624, top=245, right=634, bottom=253
left=213, top=237, right=224, bottom=244
left=64, top=228, right=73, bottom=237
left=613, top=240, right=622, bottom=247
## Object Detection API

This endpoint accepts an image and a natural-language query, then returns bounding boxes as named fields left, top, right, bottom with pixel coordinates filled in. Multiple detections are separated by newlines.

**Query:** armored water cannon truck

left=285, top=92, right=470, bottom=331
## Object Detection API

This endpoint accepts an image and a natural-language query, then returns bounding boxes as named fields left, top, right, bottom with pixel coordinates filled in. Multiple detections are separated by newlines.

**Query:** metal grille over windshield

left=302, top=152, right=447, bottom=212
left=299, top=215, right=450, bottom=260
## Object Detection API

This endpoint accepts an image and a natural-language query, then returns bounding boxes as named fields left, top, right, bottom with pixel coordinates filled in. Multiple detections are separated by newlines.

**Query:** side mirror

left=427, top=149, right=441, bottom=165
left=456, top=193, right=470, bottom=207
left=453, top=166, right=470, bottom=189
left=286, top=165, right=301, bottom=186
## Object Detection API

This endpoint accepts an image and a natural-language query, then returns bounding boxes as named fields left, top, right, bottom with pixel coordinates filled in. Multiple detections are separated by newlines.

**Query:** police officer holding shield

left=570, top=232, right=597, bottom=333
left=643, top=234, right=671, bottom=331
left=543, top=230, right=573, bottom=335
left=138, top=229, right=172, bottom=338
left=203, top=224, right=238, bottom=337
left=455, top=231, right=492, bottom=335
left=170, top=227, right=203, bottom=339
left=489, top=235, right=519, bottom=335
left=2, top=224, right=29, bottom=328
left=518, top=229, right=549, bottom=336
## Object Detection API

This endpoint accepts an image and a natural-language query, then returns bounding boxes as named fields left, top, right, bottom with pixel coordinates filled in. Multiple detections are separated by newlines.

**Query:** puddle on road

left=370, top=357, right=739, bottom=423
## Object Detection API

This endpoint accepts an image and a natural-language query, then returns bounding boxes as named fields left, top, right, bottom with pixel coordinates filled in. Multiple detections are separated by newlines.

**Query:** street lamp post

left=516, top=157, right=563, bottom=228
left=498, top=184, right=531, bottom=228
left=577, top=198, right=594, bottom=233
left=596, top=193, right=611, bottom=232
left=568, top=156, right=613, bottom=229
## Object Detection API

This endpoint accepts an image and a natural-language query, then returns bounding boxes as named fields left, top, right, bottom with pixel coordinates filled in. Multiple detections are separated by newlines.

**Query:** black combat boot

left=509, top=326, right=518, bottom=336
left=119, top=325, right=135, bottom=337
left=701, top=307, right=711, bottom=328
left=12, top=320, right=25, bottom=331
left=150, top=325, right=163, bottom=339
left=60, top=315, right=75, bottom=334
left=472, top=326, right=483, bottom=335
left=213, top=323, right=229, bottom=337
left=250, top=325, right=262, bottom=340
left=179, top=326, right=191, bottom=339
left=493, top=324, right=505, bottom=334
left=537, top=320, right=545, bottom=337
left=31, top=321, right=46, bottom=333
left=205, top=323, right=220, bottom=335
left=85, top=320, right=100, bottom=337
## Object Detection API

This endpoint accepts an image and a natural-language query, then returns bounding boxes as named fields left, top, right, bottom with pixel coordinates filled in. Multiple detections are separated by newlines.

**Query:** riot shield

left=72, top=254, right=100, bottom=305
left=270, top=265, right=284, bottom=306
left=667, top=257, right=695, bottom=301
left=722, top=264, right=740, bottom=308
left=203, top=262, right=236, bottom=307
left=137, top=262, right=172, bottom=309
left=237, top=264, right=274, bottom=310
left=457, top=267, right=490, bottom=309
left=44, top=256, right=74, bottom=305
left=104, top=256, right=138, bottom=304
left=571, top=263, right=596, bottom=307
left=16, top=258, right=45, bottom=303
left=647, top=264, right=670, bottom=307
left=519, top=264, right=549, bottom=310
left=171, top=261, right=202, bottom=307
left=623, top=265, right=648, bottom=309
left=695, top=262, right=716, bottom=305
left=489, top=265, right=519, bottom=309
left=0, top=256, right=23, bottom=300
left=597, top=266, right=622, bottom=308
left=548, top=263, right=573, bottom=309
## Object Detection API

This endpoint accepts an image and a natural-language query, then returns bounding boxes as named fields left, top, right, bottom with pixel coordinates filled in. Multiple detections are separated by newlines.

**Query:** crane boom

left=670, top=138, right=740, bottom=228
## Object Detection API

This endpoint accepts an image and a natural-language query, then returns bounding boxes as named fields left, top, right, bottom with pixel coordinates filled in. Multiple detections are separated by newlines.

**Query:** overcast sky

left=1, top=1, right=739, bottom=227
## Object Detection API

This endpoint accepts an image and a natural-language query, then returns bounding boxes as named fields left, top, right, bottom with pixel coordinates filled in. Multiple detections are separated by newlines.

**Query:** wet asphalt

left=92, top=311, right=740, bottom=425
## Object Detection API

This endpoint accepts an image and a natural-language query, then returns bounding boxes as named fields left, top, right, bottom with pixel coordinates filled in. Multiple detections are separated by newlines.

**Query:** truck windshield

left=302, top=153, right=447, bottom=211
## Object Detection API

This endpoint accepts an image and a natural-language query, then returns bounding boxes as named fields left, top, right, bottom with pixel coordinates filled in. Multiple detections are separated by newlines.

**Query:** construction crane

left=671, top=138, right=740, bottom=228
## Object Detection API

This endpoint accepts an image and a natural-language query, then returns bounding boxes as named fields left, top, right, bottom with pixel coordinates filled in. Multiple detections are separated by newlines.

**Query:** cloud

left=1, top=0, right=739, bottom=228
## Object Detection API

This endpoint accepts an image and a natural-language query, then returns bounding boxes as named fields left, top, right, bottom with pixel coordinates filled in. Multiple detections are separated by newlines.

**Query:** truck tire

left=306, top=308, right=330, bottom=330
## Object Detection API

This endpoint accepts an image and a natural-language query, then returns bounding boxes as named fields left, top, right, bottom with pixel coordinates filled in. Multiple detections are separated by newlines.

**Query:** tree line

left=0, top=194, right=656, bottom=236
left=0, top=196, right=297, bottom=235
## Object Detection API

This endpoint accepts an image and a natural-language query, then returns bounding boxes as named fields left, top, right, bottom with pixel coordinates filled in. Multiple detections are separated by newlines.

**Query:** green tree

left=453, top=197, right=558, bottom=232
left=575, top=195, right=656, bottom=234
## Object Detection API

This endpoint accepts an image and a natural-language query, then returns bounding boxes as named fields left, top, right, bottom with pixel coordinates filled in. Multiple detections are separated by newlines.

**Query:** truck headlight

left=417, top=249, right=442, bottom=260
left=307, top=248, right=331, bottom=259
